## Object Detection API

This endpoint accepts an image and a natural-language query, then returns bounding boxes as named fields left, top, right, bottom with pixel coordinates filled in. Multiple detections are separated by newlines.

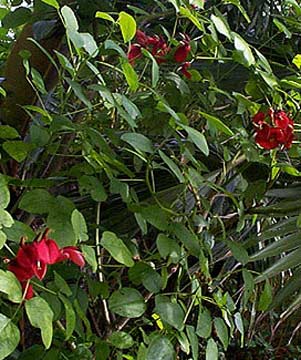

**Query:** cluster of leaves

left=1, top=0, right=301, bottom=359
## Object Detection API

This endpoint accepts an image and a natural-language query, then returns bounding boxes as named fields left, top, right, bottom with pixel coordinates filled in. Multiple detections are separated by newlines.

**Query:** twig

left=96, top=202, right=111, bottom=326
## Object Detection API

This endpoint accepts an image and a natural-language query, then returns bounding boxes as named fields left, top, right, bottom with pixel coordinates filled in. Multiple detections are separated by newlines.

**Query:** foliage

left=0, top=0, right=301, bottom=359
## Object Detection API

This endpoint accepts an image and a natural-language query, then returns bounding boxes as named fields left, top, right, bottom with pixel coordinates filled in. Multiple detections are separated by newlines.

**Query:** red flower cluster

left=8, top=233, right=85, bottom=299
left=128, top=30, right=192, bottom=78
left=252, top=109, right=294, bottom=150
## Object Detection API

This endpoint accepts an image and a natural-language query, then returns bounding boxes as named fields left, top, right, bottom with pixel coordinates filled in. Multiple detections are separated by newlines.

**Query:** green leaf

left=25, top=297, right=54, bottom=349
left=232, top=32, right=255, bottom=67
left=0, top=125, right=19, bottom=139
left=183, top=126, right=209, bottom=156
left=242, top=269, right=254, bottom=307
left=155, top=296, right=185, bottom=331
left=121, top=62, right=139, bottom=92
left=141, top=49, right=160, bottom=87
left=210, top=13, right=232, bottom=41
left=139, top=205, right=169, bottom=231
left=108, top=331, right=134, bottom=349
left=19, top=189, right=55, bottom=214
left=159, top=150, right=185, bottom=183
left=101, top=231, right=134, bottom=267
left=186, top=325, right=199, bottom=360
left=61, top=6, right=78, bottom=31
left=54, top=271, right=72, bottom=297
left=179, top=6, right=204, bottom=31
left=146, top=335, right=175, bottom=360
left=200, top=111, right=233, bottom=136
left=3, top=220, right=35, bottom=242
left=0, top=270, right=22, bottom=303
left=109, top=287, right=146, bottom=318
left=30, top=125, right=50, bottom=147
left=293, top=54, right=301, bottom=69
left=59, top=294, right=76, bottom=340
left=71, top=209, right=88, bottom=242
left=273, top=18, right=291, bottom=38
left=121, top=132, right=153, bottom=153
left=234, top=312, right=244, bottom=345
left=258, top=280, right=273, bottom=311
left=196, top=307, right=212, bottom=338
left=227, top=240, right=249, bottom=265
left=214, top=317, right=229, bottom=350
left=128, top=262, right=162, bottom=293
left=0, top=231, right=6, bottom=250
left=2, top=141, right=32, bottom=162
left=117, top=11, right=136, bottom=42
left=95, top=11, right=115, bottom=23
left=81, top=245, right=97, bottom=272
left=0, top=176, right=10, bottom=209
left=172, top=223, right=200, bottom=257
left=0, top=314, right=20, bottom=360
left=2, top=7, right=31, bottom=28
left=65, top=79, right=92, bottom=109
left=206, top=338, right=218, bottom=360
left=0, top=209, right=13, bottom=228
left=41, top=0, right=59, bottom=9
left=156, top=233, right=181, bottom=263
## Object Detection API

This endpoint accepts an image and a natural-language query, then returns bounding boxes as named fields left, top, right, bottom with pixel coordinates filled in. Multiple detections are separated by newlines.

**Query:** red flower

left=128, top=44, right=142, bottom=65
left=135, top=30, right=150, bottom=47
left=179, top=61, right=192, bottom=79
left=174, top=41, right=191, bottom=63
left=253, top=109, right=294, bottom=150
left=7, top=232, right=85, bottom=300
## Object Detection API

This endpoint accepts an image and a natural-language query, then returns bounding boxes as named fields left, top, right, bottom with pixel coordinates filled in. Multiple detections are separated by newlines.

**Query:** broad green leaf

left=78, top=32, right=98, bottom=57
left=65, top=79, right=92, bottom=109
left=257, top=280, right=273, bottom=311
left=232, top=32, right=255, bottom=67
left=186, top=325, right=199, bottom=360
left=183, top=126, right=209, bottom=156
left=0, top=270, right=22, bottom=303
left=2, top=7, right=31, bottom=28
left=30, top=125, right=50, bottom=147
left=109, top=287, right=146, bottom=318
left=101, top=231, right=134, bottom=267
left=214, top=317, right=229, bottom=350
left=31, top=68, right=47, bottom=94
left=95, top=11, right=115, bottom=23
left=0, top=209, right=13, bottom=228
left=59, top=294, right=75, bottom=340
left=156, top=233, right=181, bottom=263
left=61, top=6, right=78, bottom=31
left=222, top=0, right=250, bottom=22
left=159, top=150, right=185, bottom=183
left=54, top=272, right=72, bottom=297
left=146, top=335, right=175, bottom=360
left=234, top=312, right=244, bottom=345
left=179, top=6, right=204, bottom=31
left=293, top=54, right=301, bottom=69
left=0, top=231, right=6, bottom=249
left=81, top=245, right=97, bottom=272
left=206, top=338, right=218, bottom=360
left=0, top=176, right=9, bottom=209
left=141, top=48, right=159, bottom=87
left=140, top=206, right=169, bottom=231
left=155, top=296, right=185, bottom=331
left=3, top=220, right=35, bottom=242
left=118, top=11, right=136, bottom=42
left=2, top=141, right=32, bottom=162
left=0, top=125, right=19, bottom=139
left=128, top=262, right=162, bottom=293
left=71, top=209, right=88, bottom=242
left=173, top=223, right=200, bottom=257
left=41, top=0, right=59, bottom=9
left=25, top=296, right=54, bottom=349
left=0, top=314, right=20, bottom=360
left=121, top=132, right=153, bottom=153
left=0, top=87, right=6, bottom=97
left=121, top=62, right=139, bottom=92
left=227, top=240, right=249, bottom=265
left=210, top=13, right=232, bottom=41
left=196, top=307, right=212, bottom=338
left=200, top=111, right=233, bottom=136
left=19, top=189, right=55, bottom=214
left=108, top=331, right=134, bottom=349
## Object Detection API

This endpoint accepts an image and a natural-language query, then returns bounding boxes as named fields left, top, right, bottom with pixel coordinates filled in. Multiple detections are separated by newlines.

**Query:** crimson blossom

left=7, top=233, right=85, bottom=299
left=252, top=109, right=294, bottom=150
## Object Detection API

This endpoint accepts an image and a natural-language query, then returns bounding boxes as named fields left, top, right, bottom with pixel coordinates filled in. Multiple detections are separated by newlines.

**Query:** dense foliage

left=1, top=0, right=301, bottom=359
